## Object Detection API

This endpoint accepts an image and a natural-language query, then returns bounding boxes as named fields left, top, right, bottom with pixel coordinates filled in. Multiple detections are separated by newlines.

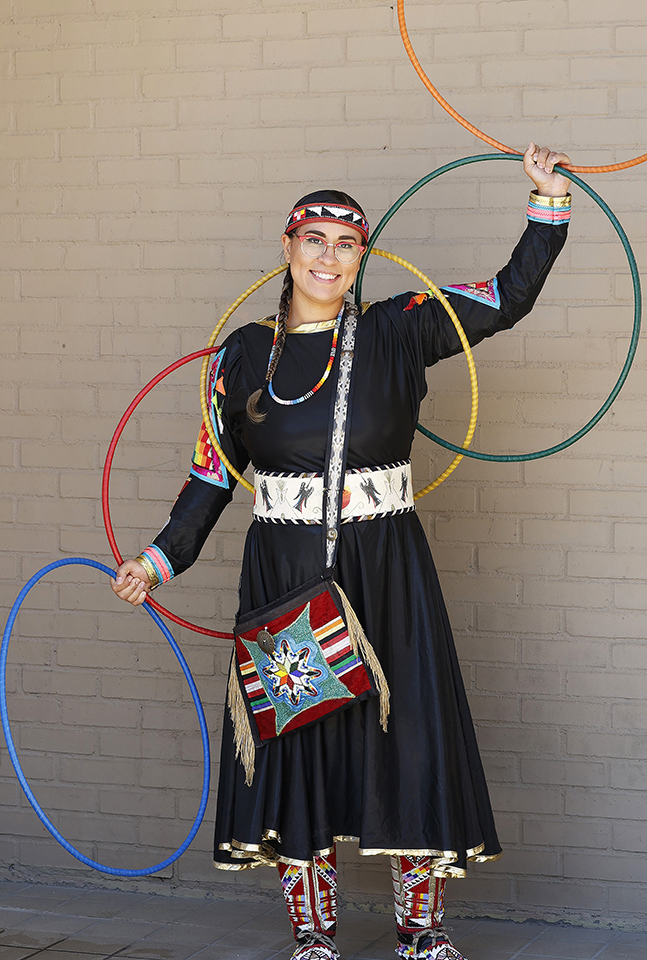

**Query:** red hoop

left=102, top=346, right=235, bottom=640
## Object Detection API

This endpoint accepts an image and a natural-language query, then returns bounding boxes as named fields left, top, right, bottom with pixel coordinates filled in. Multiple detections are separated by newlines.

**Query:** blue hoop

left=1, top=557, right=211, bottom=877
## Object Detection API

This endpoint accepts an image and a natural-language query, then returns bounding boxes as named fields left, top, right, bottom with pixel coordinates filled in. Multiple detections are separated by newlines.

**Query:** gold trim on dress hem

left=215, top=833, right=502, bottom=874
left=213, top=858, right=263, bottom=871
left=231, top=839, right=264, bottom=852
left=358, top=847, right=458, bottom=859
left=231, top=838, right=278, bottom=859
left=471, top=851, right=504, bottom=864
left=466, top=842, right=485, bottom=858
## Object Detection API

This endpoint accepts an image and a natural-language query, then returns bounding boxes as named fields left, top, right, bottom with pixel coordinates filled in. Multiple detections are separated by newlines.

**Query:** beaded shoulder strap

left=322, top=302, right=360, bottom=572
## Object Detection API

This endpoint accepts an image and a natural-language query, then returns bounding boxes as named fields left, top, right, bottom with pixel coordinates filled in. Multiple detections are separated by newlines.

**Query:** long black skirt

left=213, top=513, right=501, bottom=875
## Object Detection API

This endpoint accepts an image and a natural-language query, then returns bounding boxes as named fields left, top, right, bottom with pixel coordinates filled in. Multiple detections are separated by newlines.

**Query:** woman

left=113, top=143, right=572, bottom=960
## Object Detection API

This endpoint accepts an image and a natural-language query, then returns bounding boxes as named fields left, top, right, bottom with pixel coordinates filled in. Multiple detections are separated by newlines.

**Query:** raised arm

left=395, top=144, right=572, bottom=367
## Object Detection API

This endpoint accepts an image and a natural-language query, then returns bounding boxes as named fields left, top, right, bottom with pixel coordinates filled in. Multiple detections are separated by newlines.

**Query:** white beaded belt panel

left=253, top=460, right=414, bottom=524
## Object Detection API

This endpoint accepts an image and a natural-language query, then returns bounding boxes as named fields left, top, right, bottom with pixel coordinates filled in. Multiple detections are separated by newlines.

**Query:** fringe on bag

left=227, top=657, right=256, bottom=786
left=227, top=585, right=391, bottom=786
left=335, top=583, right=390, bottom=732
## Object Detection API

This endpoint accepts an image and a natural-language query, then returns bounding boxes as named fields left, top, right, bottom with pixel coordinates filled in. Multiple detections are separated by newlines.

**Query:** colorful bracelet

left=527, top=191, right=572, bottom=225
left=135, top=545, right=174, bottom=591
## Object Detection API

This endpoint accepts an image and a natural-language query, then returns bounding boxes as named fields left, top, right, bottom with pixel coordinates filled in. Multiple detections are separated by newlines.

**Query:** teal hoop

left=355, top=153, right=642, bottom=463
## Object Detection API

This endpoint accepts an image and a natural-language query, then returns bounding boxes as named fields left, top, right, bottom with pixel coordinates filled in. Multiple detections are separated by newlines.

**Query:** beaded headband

left=285, top=203, right=369, bottom=242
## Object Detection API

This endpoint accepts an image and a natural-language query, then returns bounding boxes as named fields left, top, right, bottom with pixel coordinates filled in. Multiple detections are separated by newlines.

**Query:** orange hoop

left=397, top=0, right=647, bottom=175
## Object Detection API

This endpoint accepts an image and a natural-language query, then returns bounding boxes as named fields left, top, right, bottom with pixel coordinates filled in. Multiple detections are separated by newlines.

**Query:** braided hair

left=246, top=266, right=293, bottom=424
left=246, top=189, right=367, bottom=425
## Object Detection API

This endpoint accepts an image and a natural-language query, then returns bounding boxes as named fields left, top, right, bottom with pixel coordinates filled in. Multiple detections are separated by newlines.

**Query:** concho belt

left=252, top=460, right=414, bottom=524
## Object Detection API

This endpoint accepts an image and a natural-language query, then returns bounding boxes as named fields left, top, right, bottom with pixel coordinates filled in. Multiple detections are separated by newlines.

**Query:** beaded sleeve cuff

left=527, top=191, right=572, bottom=225
left=135, top=545, right=174, bottom=591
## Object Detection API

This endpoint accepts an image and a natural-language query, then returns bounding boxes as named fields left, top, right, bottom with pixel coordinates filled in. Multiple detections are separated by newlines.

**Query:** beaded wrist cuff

left=135, top=545, right=174, bottom=591
left=527, top=191, right=572, bottom=225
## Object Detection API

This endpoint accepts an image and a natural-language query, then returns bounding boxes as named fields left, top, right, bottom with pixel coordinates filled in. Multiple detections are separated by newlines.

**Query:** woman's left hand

left=523, top=142, right=571, bottom=198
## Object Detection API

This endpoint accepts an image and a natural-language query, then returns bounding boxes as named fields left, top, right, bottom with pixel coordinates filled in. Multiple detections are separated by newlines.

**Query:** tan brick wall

left=1, top=0, right=647, bottom=928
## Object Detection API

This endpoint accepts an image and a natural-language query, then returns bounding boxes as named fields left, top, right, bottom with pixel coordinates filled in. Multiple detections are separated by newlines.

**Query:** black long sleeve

left=151, top=338, right=249, bottom=576
left=395, top=217, right=569, bottom=367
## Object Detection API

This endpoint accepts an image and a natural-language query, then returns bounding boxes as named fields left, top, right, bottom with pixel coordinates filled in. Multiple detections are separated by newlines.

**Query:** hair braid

left=246, top=267, right=293, bottom=424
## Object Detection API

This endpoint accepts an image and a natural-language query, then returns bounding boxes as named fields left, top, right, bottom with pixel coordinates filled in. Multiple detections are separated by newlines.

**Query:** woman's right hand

left=111, top=559, right=152, bottom=606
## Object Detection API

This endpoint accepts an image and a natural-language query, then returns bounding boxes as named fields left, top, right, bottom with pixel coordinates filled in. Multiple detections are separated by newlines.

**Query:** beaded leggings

left=390, top=855, right=446, bottom=940
left=277, top=851, right=447, bottom=945
left=277, top=851, right=338, bottom=941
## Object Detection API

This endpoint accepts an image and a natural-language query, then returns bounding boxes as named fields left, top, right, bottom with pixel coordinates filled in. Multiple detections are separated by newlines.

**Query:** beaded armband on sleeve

left=527, top=191, right=572, bottom=225
left=135, top=545, right=175, bottom=591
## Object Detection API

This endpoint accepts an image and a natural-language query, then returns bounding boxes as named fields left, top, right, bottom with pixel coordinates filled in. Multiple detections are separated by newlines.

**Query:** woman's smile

left=310, top=269, right=341, bottom=283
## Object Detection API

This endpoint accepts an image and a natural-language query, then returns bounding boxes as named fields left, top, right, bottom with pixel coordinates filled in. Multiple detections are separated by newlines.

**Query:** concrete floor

left=0, top=882, right=646, bottom=960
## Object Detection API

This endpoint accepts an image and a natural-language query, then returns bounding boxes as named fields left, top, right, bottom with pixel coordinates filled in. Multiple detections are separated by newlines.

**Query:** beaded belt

left=252, top=460, right=414, bottom=524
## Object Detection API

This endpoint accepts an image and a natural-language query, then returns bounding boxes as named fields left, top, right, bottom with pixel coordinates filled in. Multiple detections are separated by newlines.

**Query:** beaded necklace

left=267, top=304, right=344, bottom=406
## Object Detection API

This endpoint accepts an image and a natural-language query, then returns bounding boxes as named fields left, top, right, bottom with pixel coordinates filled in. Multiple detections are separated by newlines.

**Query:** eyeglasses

left=293, top=234, right=366, bottom=264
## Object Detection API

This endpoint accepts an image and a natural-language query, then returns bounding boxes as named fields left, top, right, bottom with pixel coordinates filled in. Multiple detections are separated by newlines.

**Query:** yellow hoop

left=199, top=252, right=478, bottom=500
left=370, top=249, right=479, bottom=500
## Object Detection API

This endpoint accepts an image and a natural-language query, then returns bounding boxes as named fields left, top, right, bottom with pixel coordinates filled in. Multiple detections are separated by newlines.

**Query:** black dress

left=153, top=215, right=568, bottom=876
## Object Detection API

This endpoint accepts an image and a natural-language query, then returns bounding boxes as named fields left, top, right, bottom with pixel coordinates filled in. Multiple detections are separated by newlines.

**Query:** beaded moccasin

left=396, top=927, right=466, bottom=960
left=291, top=932, right=340, bottom=960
